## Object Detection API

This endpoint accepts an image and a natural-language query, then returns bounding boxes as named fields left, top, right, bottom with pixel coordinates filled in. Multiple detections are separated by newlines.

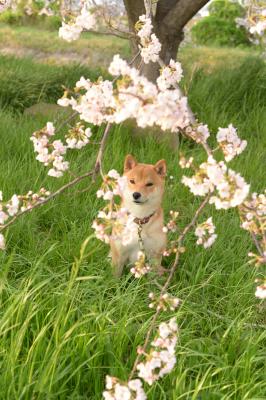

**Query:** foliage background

left=0, top=3, right=266, bottom=398
left=191, top=0, right=250, bottom=47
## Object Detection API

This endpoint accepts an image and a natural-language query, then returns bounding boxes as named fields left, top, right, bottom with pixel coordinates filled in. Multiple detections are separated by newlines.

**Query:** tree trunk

left=141, top=26, right=184, bottom=82
left=123, top=0, right=209, bottom=82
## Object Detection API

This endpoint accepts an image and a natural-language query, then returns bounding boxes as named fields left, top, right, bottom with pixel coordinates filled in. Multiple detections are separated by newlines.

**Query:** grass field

left=0, top=40, right=266, bottom=399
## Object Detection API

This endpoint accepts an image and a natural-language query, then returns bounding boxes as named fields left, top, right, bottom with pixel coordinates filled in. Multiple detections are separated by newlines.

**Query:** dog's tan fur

left=110, top=154, right=167, bottom=277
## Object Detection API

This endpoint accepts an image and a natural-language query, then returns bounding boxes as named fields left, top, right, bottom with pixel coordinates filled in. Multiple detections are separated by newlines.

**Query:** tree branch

left=0, top=124, right=113, bottom=233
left=162, top=0, right=210, bottom=32
left=129, top=193, right=211, bottom=379
left=86, top=29, right=131, bottom=40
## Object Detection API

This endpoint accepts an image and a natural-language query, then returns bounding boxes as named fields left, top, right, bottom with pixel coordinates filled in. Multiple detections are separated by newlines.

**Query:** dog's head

left=122, top=154, right=166, bottom=218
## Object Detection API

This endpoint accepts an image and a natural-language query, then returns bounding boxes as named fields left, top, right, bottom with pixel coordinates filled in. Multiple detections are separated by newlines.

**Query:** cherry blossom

left=59, top=55, right=190, bottom=133
left=103, top=376, right=146, bottom=400
left=0, top=210, right=8, bottom=225
left=184, top=124, right=210, bottom=144
left=137, top=317, right=178, bottom=385
left=149, top=292, right=180, bottom=311
left=66, top=124, right=92, bottom=149
left=0, top=0, right=11, bottom=12
left=136, top=15, right=161, bottom=64
left=195, top=217, right=217, bottom=248
left=240, top=191, right=266, bottom=234
left=59, top=22, right=82, bottom=42
left=0, top=233, right=5, bottom=250
left=6, top=195, right=20, bottom=216
left=92, top=207, right=137, bottom=246
left=130, top=251, right=151, bottom=278
left=0, top=188, right=51, bottom=251
left=182, top=156, right=250, bottom=208
left=235, top=5, right=266, bottom=45
left=31, top=122, right=69, bottom=178
left=209, top=168, right=250, bottom=209
left=163, top=210, right=179, bottom=233
left=140, top=34, right=162, bottom=64
left=157, top=59, right=183, bottom=91
left=217, top=124, right=247, bottom=162
left=255, top=283, right=266, bottom=299
left=59, top=5, right=96, bottom=42
left=179, top=155, right=194, bottom=169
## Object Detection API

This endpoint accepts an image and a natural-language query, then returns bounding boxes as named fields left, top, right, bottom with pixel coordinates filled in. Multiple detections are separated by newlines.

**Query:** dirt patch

left=0, top=45, right=114, bottom=68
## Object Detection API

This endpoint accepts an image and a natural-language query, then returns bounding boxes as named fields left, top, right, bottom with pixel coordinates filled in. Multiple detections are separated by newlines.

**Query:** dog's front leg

left=110, top=240, right=127, bottom=278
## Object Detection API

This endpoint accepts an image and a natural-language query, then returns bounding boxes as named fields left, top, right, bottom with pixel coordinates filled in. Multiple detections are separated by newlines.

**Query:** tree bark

left=123, top=0, right=209, bottom=81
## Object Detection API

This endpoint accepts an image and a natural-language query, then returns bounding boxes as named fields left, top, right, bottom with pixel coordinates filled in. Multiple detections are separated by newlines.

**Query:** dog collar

left=133, top=211, right=156, bottom=226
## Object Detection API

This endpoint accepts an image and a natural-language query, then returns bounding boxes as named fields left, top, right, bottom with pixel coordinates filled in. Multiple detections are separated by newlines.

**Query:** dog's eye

left=130, top=179, right=135, bottom=184
left=146, top=182, right=153, bottom=187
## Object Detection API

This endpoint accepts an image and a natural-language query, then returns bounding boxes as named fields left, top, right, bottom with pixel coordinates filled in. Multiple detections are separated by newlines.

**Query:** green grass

left=0, top=55, right=106, bottom=113
left=0, top=53, right=266, bottom=399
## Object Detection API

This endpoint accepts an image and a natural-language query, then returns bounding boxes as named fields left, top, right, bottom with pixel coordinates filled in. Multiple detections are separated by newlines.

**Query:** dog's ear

left=154, top=159, right=167, bottom=177
left=124, top=154, right=138, bottom=172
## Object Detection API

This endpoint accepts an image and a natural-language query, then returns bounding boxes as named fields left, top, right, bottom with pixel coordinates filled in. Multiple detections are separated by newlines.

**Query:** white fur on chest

left=115, top=219, right=166, bottom=264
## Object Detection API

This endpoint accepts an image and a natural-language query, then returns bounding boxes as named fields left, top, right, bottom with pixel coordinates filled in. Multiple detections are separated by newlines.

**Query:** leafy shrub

left=191, top=0, right=250, bottom=47
left=208, top=0, right=245, bottom=19
left=191, top=16, right=250, bottom=47
left=42, top=15, right=62, bottom=30
left=0, top=10, right=61, bottom=30
left=0, top=10, right=24, bottom=25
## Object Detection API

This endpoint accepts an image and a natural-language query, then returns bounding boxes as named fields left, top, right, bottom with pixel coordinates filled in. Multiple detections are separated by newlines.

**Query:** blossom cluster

left=59, top=4, right=96, bottom=42
left=236, top=6, right=266, bottom=39
left=184, top=124, right=210, bottom=144
left=162, top=210, right=179, bottom=233
left=240, top=191, right=266, bottom=237
left=137, top=317, right=178, bottom=385
left=179, top=155, right=194, bottom=169
left=57, top=55, right=190, bottom=133
left=182, top=156, right=250, bottom=209
left=0, top=0, right=11, bottom=12
left=130, top=251, right=151, bottom=278
left=96, top=169, right=126, bottom=201
left=217, top=124, right=247, bottom=162
left=149, top=292, right=180, bottom=312
left=103, top=376, right=146, bottom=400
left=93, top=169, right=138, bottom=245
left=0, top=188, right=50, bottom=250
left=65, top=123, right=92, bottom=149
left=135, top=15, right=161, bottom=64
left=195, top=217, right=217, bottom=248
left=92, top=207, right=137, bottom=245
left=30, top=122, right=69, bottom=178
left=157, top=60, right=183, bottom=91
left=31, top=121, right=94, bottom=177
left=255, top=282, right=266, bottom=299
left=239, top=191, right=266, bottom=292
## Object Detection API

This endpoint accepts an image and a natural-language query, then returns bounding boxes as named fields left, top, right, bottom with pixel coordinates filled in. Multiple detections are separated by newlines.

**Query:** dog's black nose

left=133, top=192, right=141, bottom=200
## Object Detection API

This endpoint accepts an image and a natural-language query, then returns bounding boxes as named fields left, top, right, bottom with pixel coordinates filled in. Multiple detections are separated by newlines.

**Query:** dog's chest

left=121, top=219, right=165, bottom=262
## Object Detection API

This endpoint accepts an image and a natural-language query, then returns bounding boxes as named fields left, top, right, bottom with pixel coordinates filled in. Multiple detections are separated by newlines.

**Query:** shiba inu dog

left=110, top=154, right=167, bottom=277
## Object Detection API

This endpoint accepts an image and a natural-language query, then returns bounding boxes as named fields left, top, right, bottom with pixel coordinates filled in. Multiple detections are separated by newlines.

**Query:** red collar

left=133, top=211, right=155, bottom=226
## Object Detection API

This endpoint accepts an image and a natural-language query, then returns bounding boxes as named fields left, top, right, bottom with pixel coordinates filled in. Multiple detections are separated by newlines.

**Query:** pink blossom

left=0, top=233, right=5, bottom=250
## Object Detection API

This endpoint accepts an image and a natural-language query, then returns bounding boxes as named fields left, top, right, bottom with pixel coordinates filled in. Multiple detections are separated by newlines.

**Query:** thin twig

left=0, top=171, right=93, bottom=232
left=251, top=232, right=265, bottom=258
left=0, top=124, right=112, bottom=233
left=86, top=29, right=131, bottom=40
left=129, top=194, right=211, bottom=379
left=55, top=111, right=78, bottom=133
left=93, top=123, right=112, bottom=180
